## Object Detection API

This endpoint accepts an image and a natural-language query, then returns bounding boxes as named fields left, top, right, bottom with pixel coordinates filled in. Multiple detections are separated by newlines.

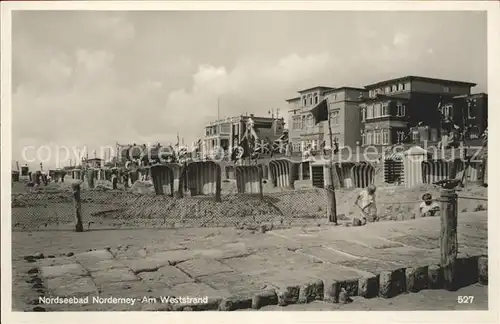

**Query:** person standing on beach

left=354, top=184, right=378, bottom=225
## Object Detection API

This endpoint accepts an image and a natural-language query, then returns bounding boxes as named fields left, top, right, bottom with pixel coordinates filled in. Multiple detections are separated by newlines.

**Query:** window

left=396, top=131, right=405, bottom=143
left=373, top=103, right=382, bottom=118
left=442, top=104, right=452, bottom=119
left=301, top=115, right=306, bottom=129
left=331, top=110, right=340, bottom=126
left=382, top=129, right=389, bottom=145
left=374, top=131, right=381, bottom=145
left=307, top=115, right=314, bottom=127
left=369, top=90, right=374, bottom=98
left=412, top=129, right=420, bottom=142
left=444, top=86, right=451, bottom=93
left=385, top=86, right=391, bottom=94
left=382, top=103, right=390, bottom=116
left=361, top=107, right=366, bottom=122
left=220, top=123, right=230, bottom=134
left=392, top=85, right=397, bottom=92
left=314, top=96, right=319, bottom=105
left=467, top=101, right=476, bottom=119
left=396, top=103, right=406, bottom=116
left=302, top=96, right=307, bottom=106
left=309, top=96, right=313, bottom=105
left=366, top=105, right=373, bottom=119
left=292, top=116, right=301, bottom=129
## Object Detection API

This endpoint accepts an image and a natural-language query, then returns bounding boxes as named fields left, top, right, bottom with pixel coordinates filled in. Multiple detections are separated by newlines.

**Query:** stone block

left=176, top=258, right=233, bottom=278
left=358, top=275, right=379, bottom=298
left=45, top=275, right=97, bottom=298
left=405, top=266, right=428, bottom=292
left=298, top=279, right=324, bottom=303
left=97, top=281, right=152, bottom=299
left=252, top=289, right=278, bottom=309
left=427, top=264, right=444, bottom=289
left=379, top=268, right=406, bottom=298
left=41, top=263, right=88, bottom=279
left=138, top=266, right=194, bottom=288
left=91, top=268, right=138, bottom=285
left=74, top=249, right=114, bottom=263
left=85, top=260, right=128, bottom=273
left=167, top=282, right=230, bottom=299
left=196, top=271, right=265, bottom=296
left=478, top=256, right=488, bottom=285
left=219, top=296, right=253, bottom=311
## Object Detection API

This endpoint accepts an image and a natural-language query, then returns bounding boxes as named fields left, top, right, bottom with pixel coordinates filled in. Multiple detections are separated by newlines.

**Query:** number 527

left=458, top=296, right=474, bottom=304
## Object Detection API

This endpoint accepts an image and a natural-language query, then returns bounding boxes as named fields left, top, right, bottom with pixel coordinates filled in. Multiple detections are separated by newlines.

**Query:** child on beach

left=354, top=184, right=378, bottom=225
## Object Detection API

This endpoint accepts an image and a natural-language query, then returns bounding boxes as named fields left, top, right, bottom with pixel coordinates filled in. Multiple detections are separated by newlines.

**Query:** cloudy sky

left=12, top=10, right=486, bottom=169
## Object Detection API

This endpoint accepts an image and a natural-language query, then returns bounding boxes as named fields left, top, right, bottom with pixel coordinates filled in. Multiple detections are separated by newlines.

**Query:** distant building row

left=286, top=75, right=488, bottom=151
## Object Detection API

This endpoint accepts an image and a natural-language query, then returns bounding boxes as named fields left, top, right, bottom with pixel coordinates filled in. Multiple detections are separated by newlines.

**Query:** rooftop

left=297, top=86, right=335, bottom=94
left=322, top=86, right=367, bottom=95
left=205, top=114, right=283, bottom=127
left=359, top=94, right=409, bottom=103
left=365, top=75, right=477, bottom=89
left=285, top=96, right=301, bottom=102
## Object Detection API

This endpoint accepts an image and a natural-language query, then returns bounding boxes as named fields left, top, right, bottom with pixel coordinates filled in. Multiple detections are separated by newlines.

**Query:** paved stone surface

left=13, top=211, right=488, bottom=311
left=176, top=258, right=234, bottom=278
left=41, top=263, right=88, bottom=279
left=45, top=275, right=98, bottom=298
left=138, top=265, right=194, bottom=288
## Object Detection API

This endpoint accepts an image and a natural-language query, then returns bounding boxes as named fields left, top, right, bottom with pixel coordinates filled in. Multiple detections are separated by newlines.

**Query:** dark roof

left=453, top=92, right=487, bottom=99
left=365, top=75, right=477, bottom=89
left=322, top=87, right=367, bottom=95
left=297, top=86, right=335, bottom=94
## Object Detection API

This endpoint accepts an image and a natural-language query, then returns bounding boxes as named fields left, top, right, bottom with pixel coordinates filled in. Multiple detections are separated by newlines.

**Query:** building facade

left=441, top=92, right=488, bottom=141
left=287, top=86, right=367, bottom=152
left=203, top=114, right=284, bottom=153
left=85, top=158, right=103, bottom=168
left=359, top=76, right=477, bottom=146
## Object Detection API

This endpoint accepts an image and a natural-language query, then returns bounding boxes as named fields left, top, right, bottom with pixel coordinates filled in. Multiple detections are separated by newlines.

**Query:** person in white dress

left=354, top=184, right=378, bottom=225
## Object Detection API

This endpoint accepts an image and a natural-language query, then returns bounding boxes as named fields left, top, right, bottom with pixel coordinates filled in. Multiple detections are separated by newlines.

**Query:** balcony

left=300, top=124, right=324, bottom=136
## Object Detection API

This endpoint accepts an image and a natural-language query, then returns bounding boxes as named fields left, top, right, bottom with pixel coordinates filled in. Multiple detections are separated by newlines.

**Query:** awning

left=385, top=152, right=404, bottom=161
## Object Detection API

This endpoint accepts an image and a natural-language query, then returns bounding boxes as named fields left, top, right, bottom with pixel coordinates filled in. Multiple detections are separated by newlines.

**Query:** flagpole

left=325, top=99, right=338, bottom=224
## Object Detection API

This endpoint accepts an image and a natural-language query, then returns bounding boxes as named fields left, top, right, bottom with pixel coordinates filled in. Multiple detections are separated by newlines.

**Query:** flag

left=232, top=136, right=251, bottom=161
left=310, top=99, right=329, bottom=124
left=437, top=96, right=443, bottom=110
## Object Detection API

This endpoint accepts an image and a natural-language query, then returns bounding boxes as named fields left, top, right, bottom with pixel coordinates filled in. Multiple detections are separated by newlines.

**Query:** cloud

left=12, top=49, right=336, bottom=169
left=161, top=52, right=335, bottom=137
left=393, top=32, right=410, bottom=48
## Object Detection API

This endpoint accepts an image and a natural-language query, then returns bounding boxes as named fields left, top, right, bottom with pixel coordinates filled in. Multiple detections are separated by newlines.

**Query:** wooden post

left=72, top=183, right=83, bottom=232
left=87, top=169, right=95, bottom=189
left=215, top=164, right=222, bottom=202
left=326, top=103, right=338, bottom=224
left=177, top=163, right=186, bottom=198
left=440, top=188, right=458, bottom=290
left=258, top=165, right=264, bottom=200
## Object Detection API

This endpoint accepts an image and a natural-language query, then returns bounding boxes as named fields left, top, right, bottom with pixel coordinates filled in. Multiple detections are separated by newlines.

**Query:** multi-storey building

left=359, top=76, right=477, bottom=146
left=441, top=92, right=488, bottom=141
left=203, top=114, right=284, bottom=153
left=286, top=86, right=367, bottom=151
